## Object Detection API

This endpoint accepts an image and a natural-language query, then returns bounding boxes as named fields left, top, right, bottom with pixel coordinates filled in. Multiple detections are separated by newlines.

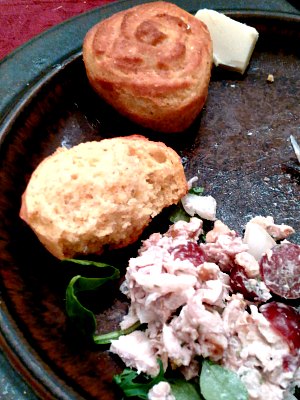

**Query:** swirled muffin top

left=83, top=2, right=212, bottom=132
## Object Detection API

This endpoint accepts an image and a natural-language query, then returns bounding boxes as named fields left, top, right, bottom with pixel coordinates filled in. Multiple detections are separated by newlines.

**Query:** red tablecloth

left=0, top=0, right=117, bottom=60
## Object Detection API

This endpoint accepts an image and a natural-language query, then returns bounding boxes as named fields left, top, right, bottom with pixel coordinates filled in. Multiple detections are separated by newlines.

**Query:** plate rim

left=1, top=0, right=300, bottom=139
left=0, top=1, right=300, bottom=399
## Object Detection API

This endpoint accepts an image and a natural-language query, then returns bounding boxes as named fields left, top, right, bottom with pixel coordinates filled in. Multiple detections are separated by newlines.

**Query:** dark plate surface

left=0, top=1, right=300, bottom=399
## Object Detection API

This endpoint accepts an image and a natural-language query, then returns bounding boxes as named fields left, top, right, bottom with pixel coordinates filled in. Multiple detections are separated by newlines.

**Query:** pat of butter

left=195, top=9, right=259, bottom=74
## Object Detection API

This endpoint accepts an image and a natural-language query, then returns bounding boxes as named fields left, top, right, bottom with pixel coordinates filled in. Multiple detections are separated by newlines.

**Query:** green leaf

left=114, top=359, right=165, bottom=399
left=66, top=275, right=97, bottom=336
left=64, top=259, right=143, bottom=344
left=199, top=360, right=249, bottom=400
left=169, top=204, right=190, bottom=223
left=189, top=186, right=204, bottom=195
left=64, top=258, right=120, bottom=338
left=170, top=379, right=202, bottom=400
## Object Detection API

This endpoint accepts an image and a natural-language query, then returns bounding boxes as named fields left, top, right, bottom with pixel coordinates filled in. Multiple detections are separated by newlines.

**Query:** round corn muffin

left=20, top=135, right=188, bottom=259
left=83, top=1, right=212, bottom=133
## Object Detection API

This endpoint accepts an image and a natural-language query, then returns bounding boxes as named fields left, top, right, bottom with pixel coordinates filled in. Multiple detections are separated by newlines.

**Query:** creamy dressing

left=110, top=214, right=299, bottom=400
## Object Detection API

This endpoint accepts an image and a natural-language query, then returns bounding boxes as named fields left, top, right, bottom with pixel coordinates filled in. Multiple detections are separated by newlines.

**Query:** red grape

left=230, top=265, right=265, bottom=301
left=260, top=301, right=300, bottom=351
left=172, top=242, right=206, bottom=266
left=259, top=243, right=300, bottom=299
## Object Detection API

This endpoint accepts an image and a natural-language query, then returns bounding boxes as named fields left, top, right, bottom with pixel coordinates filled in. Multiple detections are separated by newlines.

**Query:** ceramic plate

left=0, top=1, right=299, bottom=399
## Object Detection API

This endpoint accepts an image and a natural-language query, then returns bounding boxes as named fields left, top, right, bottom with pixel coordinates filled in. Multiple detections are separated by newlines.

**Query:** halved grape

left=230, top=265, right=265, bottom=301
left=260, top=302, right=300, bottom=351
left=172, top=242, right=206, bottom=266
left=259, top=243, right=300, bottom=299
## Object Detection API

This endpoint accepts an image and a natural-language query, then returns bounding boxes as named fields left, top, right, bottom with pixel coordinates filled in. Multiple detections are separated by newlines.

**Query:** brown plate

left=0, top=2, right=300, bottom=399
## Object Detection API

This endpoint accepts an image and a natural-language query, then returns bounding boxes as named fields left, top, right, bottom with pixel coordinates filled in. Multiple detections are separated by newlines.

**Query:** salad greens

left=200, top=360, right=248, bottom=400
left=64, top=259, right=249, bottom=400
left=189, top=186, right=205, bottom=196
left=169, top=206, right=191, bottom=223
left=113, top=359, right=166, bottom=399
left=169, top=380, right=203, bottom=400
left=63, top=195, right=250, bottom=400
left=114, top=359, right=249, bottom=400
left=65, top=258, right=141, bottom=344
left=113, top=360, right=202, bottom=400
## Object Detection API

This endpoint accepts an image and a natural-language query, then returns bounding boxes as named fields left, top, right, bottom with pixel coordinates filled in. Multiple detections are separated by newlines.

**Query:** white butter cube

left=195, top=9, right=259, bottom=74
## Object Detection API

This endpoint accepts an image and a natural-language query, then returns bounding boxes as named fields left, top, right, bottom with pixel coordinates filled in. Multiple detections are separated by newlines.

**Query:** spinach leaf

left=64, top=259, right=120, bottom=339
left=199, top=360, right=248, bottom=400
left=65, top=259, right=143, bottom=344
left=114, top=359, right=165, bottom=399
left=66, top=275, right=96, bottom=337
left=169, top=204, right=190, bottom=223
left=189, top=186, right=204, bottom=195
left=170, top=379, right=203, bottom=400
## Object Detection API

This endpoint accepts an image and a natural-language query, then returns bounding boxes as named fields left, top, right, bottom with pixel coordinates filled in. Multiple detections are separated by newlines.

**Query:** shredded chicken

left=148, top=381, right=175, bottom=400
left=110, top=215, right=298, bottom=400
left=110, top=331, right=159, bottom=376
left=222, top=297, right=297, bottom=400
left=205, top=219, right=237, bottom=243
left=201, top=233, right=248, bottom=272
left=235, top=251, right=260, bottom=278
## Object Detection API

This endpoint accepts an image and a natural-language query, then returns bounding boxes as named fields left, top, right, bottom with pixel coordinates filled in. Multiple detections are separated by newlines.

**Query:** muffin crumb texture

left=20, top=136, right=187, bottom=259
